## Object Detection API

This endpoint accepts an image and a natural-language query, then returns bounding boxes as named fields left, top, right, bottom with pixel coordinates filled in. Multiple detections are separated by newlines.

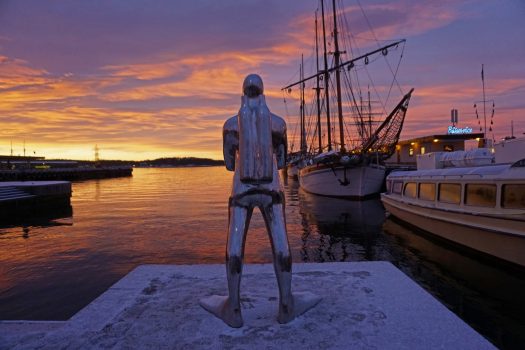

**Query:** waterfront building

left=0, top=155, right=45, bottom=169
left=385, top=133, right=484, bottom=167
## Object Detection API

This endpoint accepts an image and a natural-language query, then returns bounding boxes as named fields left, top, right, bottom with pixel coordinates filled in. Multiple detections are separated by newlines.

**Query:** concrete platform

left=0, top=181, right=71, bottom=222
left=0, top=262, right=495, bottom=349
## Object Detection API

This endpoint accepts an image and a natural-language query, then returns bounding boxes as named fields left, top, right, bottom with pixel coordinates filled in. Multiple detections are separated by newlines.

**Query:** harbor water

left=1, top=167, right=524, bottom=348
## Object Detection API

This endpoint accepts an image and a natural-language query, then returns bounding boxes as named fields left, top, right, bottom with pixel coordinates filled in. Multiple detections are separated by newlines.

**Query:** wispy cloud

left=354, top=1, right=460, bottom=39
left=99, top=43, right=304, bottom=103
left=0, top=55, right=49, bottom=88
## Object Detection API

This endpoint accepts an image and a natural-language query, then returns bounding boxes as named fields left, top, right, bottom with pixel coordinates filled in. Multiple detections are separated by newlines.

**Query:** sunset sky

left=0, top=0, right=523, bottom=160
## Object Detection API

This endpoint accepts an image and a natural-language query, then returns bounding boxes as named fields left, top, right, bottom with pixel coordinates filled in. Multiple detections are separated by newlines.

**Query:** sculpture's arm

left=272, top=114, right=287, bottom=170
left=223, top=116, right=238, bottom=171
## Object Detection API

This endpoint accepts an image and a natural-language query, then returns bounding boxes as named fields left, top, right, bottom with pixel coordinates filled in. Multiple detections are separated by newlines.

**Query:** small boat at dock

left=381, top=149, right=525, bottom=268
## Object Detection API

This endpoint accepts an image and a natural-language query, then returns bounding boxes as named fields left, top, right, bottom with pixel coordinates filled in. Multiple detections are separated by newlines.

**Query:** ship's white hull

left=287, top=163, right=299, bottom=179
left=299, top=163, right=385, bottom=198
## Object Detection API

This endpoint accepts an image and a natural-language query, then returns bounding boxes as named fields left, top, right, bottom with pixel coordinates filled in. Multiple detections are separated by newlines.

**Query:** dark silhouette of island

left=134, top=157, right=224, bottom=167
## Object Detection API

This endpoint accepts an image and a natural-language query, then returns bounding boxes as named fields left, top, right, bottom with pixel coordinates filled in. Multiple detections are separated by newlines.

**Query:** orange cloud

left=101, top=67, right=244, bottom=101
left=0, top=55, right=123, bottom=112
left=0, top=55, right=49, bottom=89
left=100, top=43, right=306, bottom=103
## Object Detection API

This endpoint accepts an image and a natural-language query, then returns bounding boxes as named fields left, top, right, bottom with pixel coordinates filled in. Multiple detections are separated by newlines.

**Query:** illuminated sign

left=447, top=126, right=472, bottom=134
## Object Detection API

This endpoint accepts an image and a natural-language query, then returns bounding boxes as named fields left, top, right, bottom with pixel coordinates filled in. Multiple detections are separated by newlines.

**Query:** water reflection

left=299, top=190, right=385, bottom=236
left=383, top=216, right=525, bottom=349
left=0, top=205, right=73, bottom=236
left=295, top=188, right=388, bottom=263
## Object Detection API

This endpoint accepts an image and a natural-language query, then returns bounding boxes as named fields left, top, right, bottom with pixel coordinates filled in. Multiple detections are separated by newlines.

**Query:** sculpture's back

left=238, top=94, right=273, bottom=184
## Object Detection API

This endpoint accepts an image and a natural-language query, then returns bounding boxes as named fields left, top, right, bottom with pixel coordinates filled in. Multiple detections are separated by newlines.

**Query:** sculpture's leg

left=200, top=203, right=252, bottom=328
left=261, top=200, right=321, bottom=324
left=225, top=204, right=252, bottom=326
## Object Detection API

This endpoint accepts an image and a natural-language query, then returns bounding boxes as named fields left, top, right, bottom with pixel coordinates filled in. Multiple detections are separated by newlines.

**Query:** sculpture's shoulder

left=223, top=115, right=238, bottom=132
left=271, top=113, right=286, bottom=133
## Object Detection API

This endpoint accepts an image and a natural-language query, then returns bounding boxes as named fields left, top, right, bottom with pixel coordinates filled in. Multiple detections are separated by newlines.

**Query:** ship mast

left=368, top=87, right=372, bottom=139
left=331, top=0, right=345, bottom=153
left=300, top=55, right=307, bottom=154
left=281, top=1, right=407, bottom=153
left=474, top=64, right=495, bottom=144
left=482, top=63, right=487, bottom=135
left=320, top=0, right=332, bottom=151
left=314, top=11, right=323, bottom=154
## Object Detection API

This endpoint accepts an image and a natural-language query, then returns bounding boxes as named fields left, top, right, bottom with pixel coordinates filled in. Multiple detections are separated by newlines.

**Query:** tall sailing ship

left=282, top=0, right=414, bottom=198
left=286, top=55, right=308, bottom=179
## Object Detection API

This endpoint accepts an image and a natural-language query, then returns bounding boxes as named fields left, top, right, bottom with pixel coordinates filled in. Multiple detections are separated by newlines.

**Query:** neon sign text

left=447, top=126, right=472, bottom=134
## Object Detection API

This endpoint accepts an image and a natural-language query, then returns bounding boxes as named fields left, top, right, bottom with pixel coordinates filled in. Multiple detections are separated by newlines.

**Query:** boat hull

left=299, top=163, right=385, bottom=198
left=287, top=163, right=299, bottom=179
left=381, top=194, right=525, bottom=268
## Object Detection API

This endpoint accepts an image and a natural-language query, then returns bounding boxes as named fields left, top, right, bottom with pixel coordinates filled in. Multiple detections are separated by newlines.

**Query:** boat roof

left=388, top=162, right=525, bottom=181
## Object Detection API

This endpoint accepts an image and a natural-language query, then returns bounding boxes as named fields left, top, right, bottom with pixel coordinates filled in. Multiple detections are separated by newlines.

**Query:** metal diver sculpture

left=200, top=74, right=321, bottom=328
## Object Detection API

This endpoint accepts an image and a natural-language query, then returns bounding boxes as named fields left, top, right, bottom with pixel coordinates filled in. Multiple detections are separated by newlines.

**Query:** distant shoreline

left=43, top=157, right=225, bottom=168
left=134, top=164, right=224, bottom=168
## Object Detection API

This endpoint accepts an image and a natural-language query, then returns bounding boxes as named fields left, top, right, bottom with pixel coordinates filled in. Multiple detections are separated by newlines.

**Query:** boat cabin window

left=502, top=184, right=525, bottom=209
left=438, top=183, right=461, bottom=204
left=403, top=182, right=417, bottom=198
left=418, top=183, right=435, bottom=201
left=465, top=184, right=496, bottom=207
left=392, top=181, right=403, bottom=194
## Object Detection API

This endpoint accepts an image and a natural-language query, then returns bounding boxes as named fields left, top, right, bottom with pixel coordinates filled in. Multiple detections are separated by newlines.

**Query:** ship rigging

left=282, top=0, right=414, bottom=198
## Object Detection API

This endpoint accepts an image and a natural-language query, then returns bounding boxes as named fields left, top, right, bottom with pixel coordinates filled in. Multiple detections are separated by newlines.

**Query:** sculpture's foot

left=199, top=295, right=243, bottom=328
left=278, top=291, right=322, bottom=324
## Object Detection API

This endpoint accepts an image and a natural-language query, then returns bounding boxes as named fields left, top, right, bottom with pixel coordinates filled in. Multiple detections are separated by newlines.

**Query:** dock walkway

left=0, top=262, right=495, bottom=349
left=0, top=186, right=35, bottom=202
left=0, top=166, right=132, bottom=182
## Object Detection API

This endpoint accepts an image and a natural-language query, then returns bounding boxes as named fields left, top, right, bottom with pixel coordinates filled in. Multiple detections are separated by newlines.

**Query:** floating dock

left=0, top=166, right=132, bottom=182
left=0, top=262, right=494, bottom=349
left=0, top=181, right=71, bottom=221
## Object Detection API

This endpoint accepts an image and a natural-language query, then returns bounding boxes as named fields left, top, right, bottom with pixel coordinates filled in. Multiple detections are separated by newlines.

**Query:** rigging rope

left=356, top=0, right=403, bottom=95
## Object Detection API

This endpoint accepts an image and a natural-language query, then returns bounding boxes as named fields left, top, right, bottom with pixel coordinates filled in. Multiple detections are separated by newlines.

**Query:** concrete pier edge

left=0, top=262, right=495, bottom=349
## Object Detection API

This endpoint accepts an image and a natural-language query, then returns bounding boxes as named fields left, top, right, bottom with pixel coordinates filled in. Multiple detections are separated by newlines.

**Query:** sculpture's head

left=242, top=74, right=264, bottom=98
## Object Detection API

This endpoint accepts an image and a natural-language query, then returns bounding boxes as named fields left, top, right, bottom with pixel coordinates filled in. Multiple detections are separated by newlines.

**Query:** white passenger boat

left=381, top=153, right=525, bottom=268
